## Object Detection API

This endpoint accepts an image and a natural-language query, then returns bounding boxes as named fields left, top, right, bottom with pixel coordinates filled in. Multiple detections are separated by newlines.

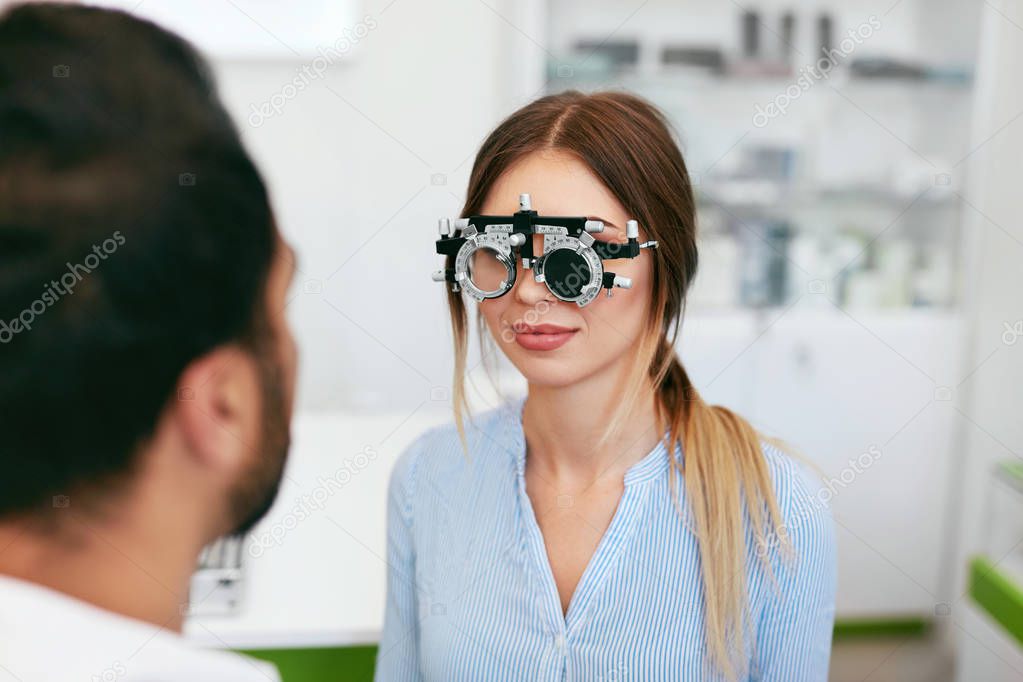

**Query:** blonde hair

left=445, top=90, right=788, bottom=679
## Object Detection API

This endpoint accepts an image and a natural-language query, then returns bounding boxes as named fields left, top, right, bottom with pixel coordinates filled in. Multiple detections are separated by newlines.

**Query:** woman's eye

left=596, top=229, right=624, bottom=243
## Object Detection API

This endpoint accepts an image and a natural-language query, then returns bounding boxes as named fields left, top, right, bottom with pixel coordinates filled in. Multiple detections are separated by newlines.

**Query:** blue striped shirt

left=375, top=396, right=836, bottom=681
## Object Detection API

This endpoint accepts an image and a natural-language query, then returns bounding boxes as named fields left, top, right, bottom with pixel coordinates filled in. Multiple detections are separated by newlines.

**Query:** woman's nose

left=513, top=234, right=551, bottom=305
left=513, top=264, right=551, bottom=305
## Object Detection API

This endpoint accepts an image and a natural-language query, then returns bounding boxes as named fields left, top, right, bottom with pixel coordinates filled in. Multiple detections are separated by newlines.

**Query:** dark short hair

left=0, top=3, right=277, bottom=515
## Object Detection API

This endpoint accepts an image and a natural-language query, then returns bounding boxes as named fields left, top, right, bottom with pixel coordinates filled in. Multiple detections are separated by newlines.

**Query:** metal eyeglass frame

left=431, top=193, right=658, bottom=307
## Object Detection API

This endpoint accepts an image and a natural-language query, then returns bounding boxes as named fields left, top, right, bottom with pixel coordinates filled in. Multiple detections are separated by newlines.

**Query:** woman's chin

left=511, top=360, right=586, bottom=389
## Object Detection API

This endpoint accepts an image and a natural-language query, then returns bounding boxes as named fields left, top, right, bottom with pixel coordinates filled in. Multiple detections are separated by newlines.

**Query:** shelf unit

left=508, top=0, right=984, bottom=623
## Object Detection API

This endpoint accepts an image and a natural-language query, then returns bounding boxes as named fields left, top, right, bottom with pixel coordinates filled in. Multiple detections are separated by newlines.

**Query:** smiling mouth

left=509, top=322, right=579, bottom=351
left=511, top=323, right=578, bottom=335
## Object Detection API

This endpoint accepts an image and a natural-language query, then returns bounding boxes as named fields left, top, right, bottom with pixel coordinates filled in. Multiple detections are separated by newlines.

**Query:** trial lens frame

left=431, top=193, right=657, bottom=307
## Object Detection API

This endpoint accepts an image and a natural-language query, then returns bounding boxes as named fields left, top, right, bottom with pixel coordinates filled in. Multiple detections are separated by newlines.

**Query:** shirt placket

left=515, top=468, right=570, bottom=681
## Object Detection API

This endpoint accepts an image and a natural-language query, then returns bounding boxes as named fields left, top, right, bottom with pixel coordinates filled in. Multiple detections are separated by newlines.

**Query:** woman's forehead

left=482, top=150, right=626, bottom=222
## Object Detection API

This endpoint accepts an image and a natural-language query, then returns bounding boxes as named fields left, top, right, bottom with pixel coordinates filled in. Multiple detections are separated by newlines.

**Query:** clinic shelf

left=550, top=70, right=973, bottom=95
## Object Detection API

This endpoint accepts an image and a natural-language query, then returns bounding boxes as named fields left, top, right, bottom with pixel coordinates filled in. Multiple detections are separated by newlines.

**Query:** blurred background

left=19, top=0, right=1023, bottom=680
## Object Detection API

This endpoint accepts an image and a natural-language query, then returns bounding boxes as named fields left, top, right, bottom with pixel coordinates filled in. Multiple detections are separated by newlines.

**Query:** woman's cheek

left=480, top=300, right=509, bottom=346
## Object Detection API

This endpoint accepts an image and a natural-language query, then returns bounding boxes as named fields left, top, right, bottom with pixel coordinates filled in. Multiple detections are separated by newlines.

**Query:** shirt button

left=554, top=634, right=566, bottom=650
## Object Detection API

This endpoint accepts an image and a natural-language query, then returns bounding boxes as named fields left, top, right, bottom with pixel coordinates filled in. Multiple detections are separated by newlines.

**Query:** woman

left=376, top=91, right=835, bottom=681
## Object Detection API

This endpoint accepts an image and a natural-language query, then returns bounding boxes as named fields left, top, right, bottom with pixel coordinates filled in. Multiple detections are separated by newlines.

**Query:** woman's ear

left=172, top=346, right=263, bottom=475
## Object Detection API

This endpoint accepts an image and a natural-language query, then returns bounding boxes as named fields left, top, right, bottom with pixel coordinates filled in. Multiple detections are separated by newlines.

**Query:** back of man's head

left=0, top=3, right=287, bottom=525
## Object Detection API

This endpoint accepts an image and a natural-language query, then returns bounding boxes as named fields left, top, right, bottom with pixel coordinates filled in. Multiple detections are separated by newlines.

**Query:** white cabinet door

left=676, top=311, right=760, bottom=418
left=748, top=310, right=962, bottom=618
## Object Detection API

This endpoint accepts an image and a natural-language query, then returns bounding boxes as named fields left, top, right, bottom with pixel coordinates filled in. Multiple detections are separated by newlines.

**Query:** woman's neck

left=522, top=365, right=661, bottom=486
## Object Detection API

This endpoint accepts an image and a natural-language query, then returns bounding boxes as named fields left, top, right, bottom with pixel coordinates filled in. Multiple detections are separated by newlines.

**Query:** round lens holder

left=533, top=232, right=604, bottom=307
left=452, top=224, right=517, bottom=301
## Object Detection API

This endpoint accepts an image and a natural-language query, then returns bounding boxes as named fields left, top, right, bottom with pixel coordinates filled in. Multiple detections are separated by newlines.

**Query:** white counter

left=184, top=406, right=451, bottom=649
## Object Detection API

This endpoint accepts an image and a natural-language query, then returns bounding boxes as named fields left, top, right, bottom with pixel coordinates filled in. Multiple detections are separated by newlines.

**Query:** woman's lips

left=511, top=323, right=579, bottom=351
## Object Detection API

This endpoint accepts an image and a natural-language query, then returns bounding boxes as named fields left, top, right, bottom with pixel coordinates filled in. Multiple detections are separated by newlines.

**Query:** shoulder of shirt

left=759, top=440, right=833, bottom=540
left=753, top=443, right=837, bottom=629
left=0, top=575, right=280, bottom=682
left=388, top=398, right=519, bottom=497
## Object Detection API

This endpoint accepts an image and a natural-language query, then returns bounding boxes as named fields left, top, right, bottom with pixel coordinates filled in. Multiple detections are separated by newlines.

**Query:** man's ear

left=172, top=346, right=262, bottom=474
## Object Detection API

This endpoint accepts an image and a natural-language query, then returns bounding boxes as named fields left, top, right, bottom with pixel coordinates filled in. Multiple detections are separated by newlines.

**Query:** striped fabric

left=375, top=395, right=836, bottom=681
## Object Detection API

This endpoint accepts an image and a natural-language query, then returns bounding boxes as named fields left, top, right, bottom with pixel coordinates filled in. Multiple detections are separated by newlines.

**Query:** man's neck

left=0, top=511, right=205, bottom=632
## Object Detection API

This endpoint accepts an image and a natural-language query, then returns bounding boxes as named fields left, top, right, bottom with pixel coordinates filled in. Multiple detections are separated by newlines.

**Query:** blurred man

left=0, top=3, right=297, bottom=680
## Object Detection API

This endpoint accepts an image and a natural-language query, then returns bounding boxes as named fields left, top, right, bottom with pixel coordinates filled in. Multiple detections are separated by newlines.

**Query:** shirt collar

left=623, top=434, right=672, bottom=485
left=505, top=393, right=528, bottom=476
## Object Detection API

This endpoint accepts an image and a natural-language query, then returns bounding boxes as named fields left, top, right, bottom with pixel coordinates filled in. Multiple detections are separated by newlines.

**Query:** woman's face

left=477, top=149, right=654, bottom=388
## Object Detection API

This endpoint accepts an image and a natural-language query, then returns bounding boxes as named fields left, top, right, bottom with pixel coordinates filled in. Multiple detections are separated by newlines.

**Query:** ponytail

left=658, top=346, right=786, bottom=679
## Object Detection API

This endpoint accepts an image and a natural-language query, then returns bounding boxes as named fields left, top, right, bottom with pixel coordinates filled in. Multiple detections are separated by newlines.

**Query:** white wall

left=208, top=0, right=525, bottom=414
left=950, top=0, right=1023, bottom=648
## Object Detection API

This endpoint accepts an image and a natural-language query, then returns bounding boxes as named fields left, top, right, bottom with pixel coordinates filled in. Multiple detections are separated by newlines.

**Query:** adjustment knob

left=626, top=220, right=639, bottom=239
left=604, top=274, right=633, bottom=298
left=431, top=270, right=447, bottom=282
left=519, top=193, right=532, bottom=211
left=508, top=233, right=526, bottom=247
